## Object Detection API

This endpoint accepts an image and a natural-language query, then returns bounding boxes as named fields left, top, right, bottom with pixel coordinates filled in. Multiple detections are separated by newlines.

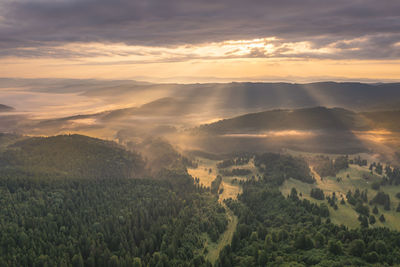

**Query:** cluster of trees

left=346, top=189, right=368, bottom=206
left=216, top=155, right=251, bottom=169
left=312, top=155, right=349, bottom=178
left=254, top=153, right=315, bottom=185
left=326, top=192, right=339, bottom=210
left=344, top=188, right=393, bottom=227
left=383, top=165, right=400, bottom=185
left=369, top=162, right=383, bottom=175
left=216, top=173, right=400, bottom=266
left=371, top=191, right=391, bottom=211
left=346, top=189, right=371, bottom=226
left=310, top=188, right=325, bottom=200
left=349, top=156, right=368, bottom=166
left=211, top=175, right=223, bottom=195
left=219, top=168, right=251, bottom=177
left=360, top=161, right=400, bottom=187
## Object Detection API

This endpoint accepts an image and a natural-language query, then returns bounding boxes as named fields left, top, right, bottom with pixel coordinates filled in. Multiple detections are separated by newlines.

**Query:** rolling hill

left=196, top=107, right=400, bottom=134
left=3, top=79, right=400, bottom=138
left=79, top=80, right=400, bottom=112
left=0, top=134, right=146, bottom=179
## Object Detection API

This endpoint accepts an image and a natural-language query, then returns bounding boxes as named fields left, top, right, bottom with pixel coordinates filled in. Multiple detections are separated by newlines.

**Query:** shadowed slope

left=0, top=134, right=146, bottom=179
left=196, top=107, right=366, bottom=134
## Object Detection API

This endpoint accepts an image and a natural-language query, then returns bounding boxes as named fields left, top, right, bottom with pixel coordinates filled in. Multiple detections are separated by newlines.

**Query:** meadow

left=281, top=163, right=400, bottom=230
left=187, top=157, right=242, bottom=264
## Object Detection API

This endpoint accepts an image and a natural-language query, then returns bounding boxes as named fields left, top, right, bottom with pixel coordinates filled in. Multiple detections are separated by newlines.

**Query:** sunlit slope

left=197, top=107, right=371, bottom=134
left=281, top=164, right=400, bottom=231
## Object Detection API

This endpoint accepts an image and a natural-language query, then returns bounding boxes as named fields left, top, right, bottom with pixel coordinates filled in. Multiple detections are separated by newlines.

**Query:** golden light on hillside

left=352, top=130, right=393, bottom=143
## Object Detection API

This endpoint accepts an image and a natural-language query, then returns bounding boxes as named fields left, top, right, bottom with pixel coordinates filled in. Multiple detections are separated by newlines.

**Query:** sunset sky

left=1, top=0, right=399, bottom=82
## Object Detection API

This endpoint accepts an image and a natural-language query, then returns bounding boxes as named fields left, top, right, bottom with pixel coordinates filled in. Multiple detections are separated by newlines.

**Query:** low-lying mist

left=1, top=78, right=400, bottom=165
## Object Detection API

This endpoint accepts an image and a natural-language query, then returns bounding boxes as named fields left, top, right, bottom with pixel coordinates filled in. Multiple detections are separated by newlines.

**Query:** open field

left=188, top=157, right=240, bottom=264
left=187, top=157, right=218, bottom=188
left=281, top=163, right=400, bottom=230
left=219, top=181, right=241, bottom=201
left=188, top=157, right=248, bottom=201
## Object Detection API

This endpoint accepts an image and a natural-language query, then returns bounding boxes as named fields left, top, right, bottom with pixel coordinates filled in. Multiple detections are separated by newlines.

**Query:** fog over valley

left=1, top=78, right=400, bottom=164
left=1, top=0, right=400, bottom=265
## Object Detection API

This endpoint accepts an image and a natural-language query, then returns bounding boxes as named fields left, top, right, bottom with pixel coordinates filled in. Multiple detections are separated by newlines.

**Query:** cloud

left=0, top=0, right=399, bottom=60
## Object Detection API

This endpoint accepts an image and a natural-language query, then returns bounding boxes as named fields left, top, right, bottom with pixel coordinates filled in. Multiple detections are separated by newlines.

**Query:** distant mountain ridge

left=3, top=79, right=400, bottom=112
left=3, top=79, right=400, bottom=136
left=93, top=81, right=400, bottom=112
left=68, top=82, right=400, bottom=124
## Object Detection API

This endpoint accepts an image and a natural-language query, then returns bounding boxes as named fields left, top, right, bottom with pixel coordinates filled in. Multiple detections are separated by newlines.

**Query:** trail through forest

left=205, top=203, right=238, bottom=264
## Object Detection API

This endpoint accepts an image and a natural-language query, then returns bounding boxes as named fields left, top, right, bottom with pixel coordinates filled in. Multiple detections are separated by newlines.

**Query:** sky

left=1, top=0, right=400, bottom=82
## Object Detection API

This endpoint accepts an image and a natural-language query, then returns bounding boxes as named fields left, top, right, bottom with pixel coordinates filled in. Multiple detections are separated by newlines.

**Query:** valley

left=1, top=80, right=400, bottom=266
left=2, top=0, right=400, bottom=264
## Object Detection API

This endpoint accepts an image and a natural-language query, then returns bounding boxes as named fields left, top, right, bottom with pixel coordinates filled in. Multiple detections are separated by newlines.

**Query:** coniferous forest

left=0, top=135, right=228, bottom=266
left=1, top=133, right=400, bottom=266
left=1, top=0, right=400, bottom=265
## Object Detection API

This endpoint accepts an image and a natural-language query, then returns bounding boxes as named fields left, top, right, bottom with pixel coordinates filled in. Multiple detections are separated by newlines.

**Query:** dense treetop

left=0, top=134, right=146, bottom=180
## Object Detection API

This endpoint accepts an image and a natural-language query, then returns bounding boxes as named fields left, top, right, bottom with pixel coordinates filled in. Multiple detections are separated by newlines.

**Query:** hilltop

left=197, top=107, right=400, bottom=134
left=0, top=134, right=146, bottom=180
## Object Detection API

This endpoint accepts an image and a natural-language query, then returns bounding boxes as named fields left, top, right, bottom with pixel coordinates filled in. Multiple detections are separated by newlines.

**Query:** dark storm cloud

left=0, top=0, right=399, bottom=59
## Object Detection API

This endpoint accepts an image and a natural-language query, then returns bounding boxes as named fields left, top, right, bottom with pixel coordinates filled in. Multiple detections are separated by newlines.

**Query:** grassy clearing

left=219, top=181, right=241, bottom=201
left=187, top=158, right=219, bottom=188
left=280, top=177, right=360, bottom=228
left=188, top=156, right=240, bottom=264
left=188, top=157, right=245, bottom=201
left=218, top=158, right=261, bottom=179
left=281, top=164, right=400, bottom=230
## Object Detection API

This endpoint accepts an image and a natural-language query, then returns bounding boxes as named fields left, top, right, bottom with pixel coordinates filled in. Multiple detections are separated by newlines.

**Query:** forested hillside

left=0, top=177, right=228, bottom=266
left=0, top=134, right=228, bottom=266
left=197, top=107, right=360, bottom=134
left=2, top=132, right=400, bottom=266
left=196, top=107, right=400, bottom=134
left=254, top=153, right=315, bottom=185
left=0, top=135, right=146, bottom=180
